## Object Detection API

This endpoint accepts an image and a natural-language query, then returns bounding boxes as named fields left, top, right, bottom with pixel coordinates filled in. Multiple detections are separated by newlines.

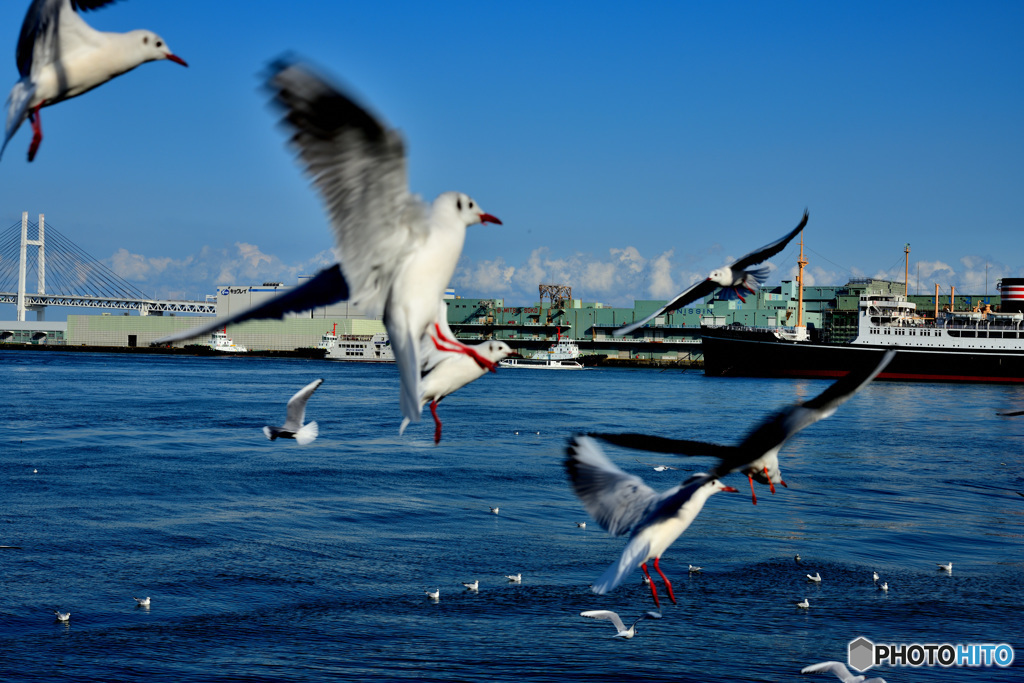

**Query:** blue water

left=1, top=350, right=1022, bottom=682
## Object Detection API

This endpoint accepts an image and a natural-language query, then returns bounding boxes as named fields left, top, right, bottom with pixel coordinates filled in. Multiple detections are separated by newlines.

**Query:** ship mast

left=904, top=243, right=911, bottom=296
left=796, top=228, right=808, bottom=328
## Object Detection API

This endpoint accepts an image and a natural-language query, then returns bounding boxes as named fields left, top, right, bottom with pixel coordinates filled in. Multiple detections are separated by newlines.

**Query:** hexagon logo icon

left=848, top=637, right=875, bottom=671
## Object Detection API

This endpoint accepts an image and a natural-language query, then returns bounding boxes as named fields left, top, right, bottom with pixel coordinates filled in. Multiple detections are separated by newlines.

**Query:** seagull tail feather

left=2, top=81, right=34, bottom=162
left=294, top=421, right=318, bottom=446
left=592, top=537, right=651, bottom=595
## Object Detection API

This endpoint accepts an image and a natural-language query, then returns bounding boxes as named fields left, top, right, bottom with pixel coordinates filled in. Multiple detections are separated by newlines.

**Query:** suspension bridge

left=0, top=213, right=216, bottom=321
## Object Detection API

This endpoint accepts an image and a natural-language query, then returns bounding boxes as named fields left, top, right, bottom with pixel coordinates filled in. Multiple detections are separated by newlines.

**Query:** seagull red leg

left=27, top=105, right=43, bottom=162
left=652, top=557, right=677, bottom=604
left=640, top=563, right=661, bottom=607
left=764, top=466, right=776, bottom=494
left=748, top=473, right=758, bottom=505
left=429, top=400, right=442, bottom=445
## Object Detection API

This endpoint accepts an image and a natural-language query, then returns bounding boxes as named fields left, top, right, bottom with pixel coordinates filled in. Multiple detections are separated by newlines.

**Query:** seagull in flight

left=399, top=303, right=512, bottom=443
left=579, top=609, right=661, bottom=639
left=614, top=211, right=808, bottom=336
left=800, top=660, right=888, bottom=682
left=263, top=379, right=323, bottom=445
left=587, top=350, right=895, bottom=504
left=565, top=435, right=738, bottom=607
left=3, top=0, right=187, bottom=162
left=154, top=58, right=501, bottom=433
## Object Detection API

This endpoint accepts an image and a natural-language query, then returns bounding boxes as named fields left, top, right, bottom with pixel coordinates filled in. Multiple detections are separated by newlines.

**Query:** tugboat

left=499, top=332, right=584, bottom=370
left=210, top=328, right=247, bottom=353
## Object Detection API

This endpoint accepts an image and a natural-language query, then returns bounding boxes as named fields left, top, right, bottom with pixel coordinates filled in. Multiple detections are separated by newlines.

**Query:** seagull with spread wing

left=566, top=435, right=737, bottom=607
left=263, top=378, right=323, bottom=446
left=589, top=350, right=895, bottom=504
left=155, top=58, right=501, bottom=432
left=3, top=0, right=187, bottom=162
left=615, top=211, right=808, bottom=336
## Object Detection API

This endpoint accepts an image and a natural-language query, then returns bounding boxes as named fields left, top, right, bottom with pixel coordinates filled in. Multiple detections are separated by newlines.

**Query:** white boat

left=499, top=337, right=584, bottom=370
left=210, top=328, right=247, bottom=353
left=318, top=324, right=395, bottom=362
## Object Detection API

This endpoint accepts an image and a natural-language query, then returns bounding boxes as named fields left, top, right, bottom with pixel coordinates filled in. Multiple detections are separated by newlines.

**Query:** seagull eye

left=156, top=40, right=163, bottom=48
left=469, top=201, right=474, bottom=209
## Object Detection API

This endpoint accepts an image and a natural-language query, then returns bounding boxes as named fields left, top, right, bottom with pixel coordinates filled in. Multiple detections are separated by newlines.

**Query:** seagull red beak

left=479, top=213, right=502, bottom=225
left=166, top=54, right=188, bottom=67
left=722, top=486, right=740, bottom=493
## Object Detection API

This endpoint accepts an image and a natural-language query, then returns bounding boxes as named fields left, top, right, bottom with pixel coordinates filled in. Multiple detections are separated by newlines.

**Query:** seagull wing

left=283, top=378, right=323, bottom=430
left=800, top=661, right=856, bottom=679
left=153, top=264, right=349, bottom=344
left=613, top=279, right=717, bottom=337
left=267, top=58, right=425, bottom=316
left=580, top=610, right=626, bottom=633
left=589, top=432, right=736, bottom=459
left=565, top=435, right=660, bottom=537
left=731, top=210, right=808, bottom=271
left=997, top=409, right=1024, bottom=416
left=715, top=350, right=894, bottom=475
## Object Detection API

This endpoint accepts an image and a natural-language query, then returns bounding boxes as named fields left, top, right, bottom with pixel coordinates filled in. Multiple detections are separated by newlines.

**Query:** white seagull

left=489, top=507, right=500, bottom=515
left=796, top=598, right=810, bottom=609
left=154, top=59, right=501, bottom=434
left=872, top=571, right=879, bottom=583
left=588, top=350, right=895, bottom=504
left=263, top=378, right=323, bottom=445
left=53, top=609, right=70, bottom=621
left=800, top=660, right=888, bottom=682
left=878, top=582, right=888, bottom=592
left=579, top=609, right=661, bottom=639
left=614, top=211, right=808, bottom=336
left=3, top=0, right=187, bottom=162
left=635, top=458, right=679, bottom=472
left=576, top=521, right=587, bottom=529
left=937, top=562, right=953, bottom=572
left=688, top=564, right=702, bottom=573
left=795, top=554, right=802, bottom=564
left=424, top=588, right=439, bottom=601
left=505, top=573, right=522, bottom=583
left=807, top=572, right=822, bottom=583
left=133, top=596, right=150, bottom=607
left=399, top=303, right=512, bottom=443
left=565, top=435, right=738, bottom=607
left=461, top=580, right=479, bottom=592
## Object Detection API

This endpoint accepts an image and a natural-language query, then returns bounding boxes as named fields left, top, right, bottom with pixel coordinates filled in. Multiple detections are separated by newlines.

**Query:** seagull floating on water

left=489, top=507, right=499, bottom=515
left=155, top=59, right=500, bottom=434
left=53, top=609, right=70, bottom=622
left=133, top=596, right=150, bottom=607
left=795, top=554, right=802, bottom=564
left=424, top=588, right=439, bottom=601
left=399, top=304, right=512, bottom=443
left=588, top=350, right=895, bottom=504
left=807, top=572, right=822, bottom=583
left=579, top=610, right=661, bottom=639
left=614, top=211, right=808, bottom=336
left=800, top=660, right=888, bottom=682
left=3, top=0, right=188, bottom=162
left=872, top=571, right=879, bottom=583
left=461, top=580, right=479, bottom=592
left=505, top=574, right=522, bottom=583
left=937, top=562, right=952, bottom=572
left=878, top=582, right=888, bottom=592
left=635, top=458, right=679, bottom=472
left=565, top=435, right=737, bottom=607
left=576, top=521, right=587, bottom=529
left=688, top=564, right=702, bottom=573
left=263, top=378, right=323, bottom=445
left=796, top=598, right=810, bottom=609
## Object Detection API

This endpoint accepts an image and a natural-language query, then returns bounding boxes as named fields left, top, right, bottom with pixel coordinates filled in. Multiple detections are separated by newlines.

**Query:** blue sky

left=1, top=1, right=1022, bottom=318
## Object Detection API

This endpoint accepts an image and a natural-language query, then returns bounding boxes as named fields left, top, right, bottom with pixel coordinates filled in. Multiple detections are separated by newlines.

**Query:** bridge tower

left=17, top=212, right=46, bottom=322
